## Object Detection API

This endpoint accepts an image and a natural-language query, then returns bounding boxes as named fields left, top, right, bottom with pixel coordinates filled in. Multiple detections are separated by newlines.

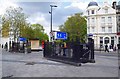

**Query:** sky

left=0, top=0, right=119, bottom=35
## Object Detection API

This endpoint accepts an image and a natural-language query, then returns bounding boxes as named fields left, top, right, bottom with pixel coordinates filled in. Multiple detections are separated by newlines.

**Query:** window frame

left=91, top=10, right=94, bottom=14
left=108, top=27, right=112, bottom=33
left=105, top=9, right=108, bottom=13
left=102, top=27, right=105, bottom=32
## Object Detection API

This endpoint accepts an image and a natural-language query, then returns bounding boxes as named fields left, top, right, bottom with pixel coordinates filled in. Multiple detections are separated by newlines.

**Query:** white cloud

left=64, top=2, right=89, bottom=12
left=27, top=12, right=50, bottom=35
left=0, top=0, right=18, bottom=15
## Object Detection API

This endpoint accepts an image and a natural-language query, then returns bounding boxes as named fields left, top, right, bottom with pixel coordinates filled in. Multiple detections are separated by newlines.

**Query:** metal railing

left=43, top=39, right=95, bottom=63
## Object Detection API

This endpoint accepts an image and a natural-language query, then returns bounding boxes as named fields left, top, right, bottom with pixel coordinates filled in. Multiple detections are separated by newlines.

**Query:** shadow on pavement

left=2, top=59, right=68, bottom=66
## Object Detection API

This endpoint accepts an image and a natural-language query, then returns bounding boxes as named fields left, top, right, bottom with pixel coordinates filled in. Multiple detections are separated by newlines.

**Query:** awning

left=88, top=33, right=93, bottom=36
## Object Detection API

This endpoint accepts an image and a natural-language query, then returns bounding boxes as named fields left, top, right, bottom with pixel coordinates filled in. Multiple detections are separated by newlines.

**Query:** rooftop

left=88, top=1, right=98, bottom=7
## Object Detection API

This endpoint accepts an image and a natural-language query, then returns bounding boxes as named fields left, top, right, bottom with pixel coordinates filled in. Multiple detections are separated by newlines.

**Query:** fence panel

left=43, top=39, right=95, bottom=65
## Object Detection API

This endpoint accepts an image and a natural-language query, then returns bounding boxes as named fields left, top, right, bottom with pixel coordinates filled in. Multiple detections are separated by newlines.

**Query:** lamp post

left=49, top=5, right=57, bottom=41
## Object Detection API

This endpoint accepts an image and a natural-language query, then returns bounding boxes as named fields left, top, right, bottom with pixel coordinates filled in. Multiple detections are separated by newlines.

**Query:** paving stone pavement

left=1, top=48, right=119, bottom=77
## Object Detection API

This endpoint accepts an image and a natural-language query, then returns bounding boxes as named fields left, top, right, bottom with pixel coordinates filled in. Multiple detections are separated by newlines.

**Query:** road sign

left=50, top=32, right=54, bottom=37
left=54, top=31, right=67, bottom=40
left=19, top=37, right=27, bottom=41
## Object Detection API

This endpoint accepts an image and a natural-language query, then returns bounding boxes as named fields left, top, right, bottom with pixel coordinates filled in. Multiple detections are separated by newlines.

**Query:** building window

left=105, top=9, right=108, bottom=13
left=100, top=37, right=103, bottom=47
left=101, top=17, right=105, bottom=23
left=108, top=27, right=112, bottom=32
left=88, top=11, right=89, bottom=15
left=119, top=16, right=120, bottom=21
left=92, top=27, right=94, bottom=32
left=92, top=18, right=95, bottom=23
left=119, top=37, right=120, bottom=44
left=104, top=37, right=109, bottom=44
left=102, top=27, right=105, bottom=32
left=92, top=10, right=94, bottom=14
left=111, top=37, right=114, bottom=45
left=108, top=17, right=112, bottom=23
left=119, top=25, right=120, bottom=32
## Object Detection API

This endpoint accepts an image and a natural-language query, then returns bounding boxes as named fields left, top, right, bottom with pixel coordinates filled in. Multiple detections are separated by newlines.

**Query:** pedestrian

left=5, top=42, right=8, bottom=51
left=2, top=44, right=3, bottom=48
left=117, top=44, right=120, bottom=53
left=109, top=44, right=113, bottom=51
left=58, top=43, right=62, bottom=55
left=63, top=42, right=67, bottom=56
left=105, top=44, right=109, bottom=52
left=113, top=45, right=116, bottom=51
left=43, top=40, right=49, bottom=57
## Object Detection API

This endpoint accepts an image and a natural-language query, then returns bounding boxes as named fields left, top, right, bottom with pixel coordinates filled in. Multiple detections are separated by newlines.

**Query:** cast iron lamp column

left=49, top=5, right=57, bottom=42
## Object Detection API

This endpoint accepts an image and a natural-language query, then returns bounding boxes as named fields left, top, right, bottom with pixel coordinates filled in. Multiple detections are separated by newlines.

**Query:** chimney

left=112, top=1, right=116, bottom=9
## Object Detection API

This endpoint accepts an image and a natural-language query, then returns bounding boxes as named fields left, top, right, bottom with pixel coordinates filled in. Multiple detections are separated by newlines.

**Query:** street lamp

left=49, top=5, right=57, bottom=41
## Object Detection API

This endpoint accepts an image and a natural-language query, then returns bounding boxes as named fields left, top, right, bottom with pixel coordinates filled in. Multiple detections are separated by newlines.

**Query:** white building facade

left=116, top=1, right=120, bottom=45
left=86, top=1, right=118, bottom=49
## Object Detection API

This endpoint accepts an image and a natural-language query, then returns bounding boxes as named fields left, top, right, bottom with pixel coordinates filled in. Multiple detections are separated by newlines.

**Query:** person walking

left=109, top=44, right=114, bottom=51
left=63, top=42, right=67, bottom=56
left=2, top=44, right=3, bottom=48
left=105, top=44, right=109, bottom=52
left=5, top=42, right=8, bottom=51
left=113, top=45, right=116, bottom=51
left=117, top=44, right=120, bottom=53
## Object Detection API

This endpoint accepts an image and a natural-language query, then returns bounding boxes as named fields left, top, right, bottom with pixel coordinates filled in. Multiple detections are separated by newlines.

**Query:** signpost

left=54, top=31, right=67, bottom=40
left=19, top=37, right=27, bottom=53
left=19, top=37, right=27, bottom=42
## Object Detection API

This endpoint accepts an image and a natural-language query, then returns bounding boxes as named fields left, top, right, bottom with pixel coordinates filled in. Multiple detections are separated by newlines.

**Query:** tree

left=31, top=24, right=44, bottom=39
left=59, top=24, right=65, bottom=32
left=59, top=13, right=87, bottom=42
left=30, top=23, right=48, bottom=43
left=2, top=6, right=49, bottom=43
left=2, top=6, right=28, bottom=41
left=21, top=24, right=34, bottom=39
left=1, top=18, right=9, bottom=37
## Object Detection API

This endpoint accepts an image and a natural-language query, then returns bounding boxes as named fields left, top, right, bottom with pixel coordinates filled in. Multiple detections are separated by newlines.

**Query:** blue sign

left=56, top=32, right=67, bottom=40
left=19, top=37, right=27, bottom=41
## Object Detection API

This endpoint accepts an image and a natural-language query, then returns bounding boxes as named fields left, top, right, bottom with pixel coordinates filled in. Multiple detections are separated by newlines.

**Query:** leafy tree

left=1, top=19, right=9, bottom=37
left=31, top=24, right=44, bottom=39
left=59, top=13, right=87, bottom=43
left=19, top=23, right=49, bottom=42
left=2, top=6, right=28, bottom=41
left=30, top=24, right=48, bottom=43
left=21, top=24, right=34, bottom=39
left=2, top=6, right=48, bottom=43
left=59, top=24, right=65, bottom=32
